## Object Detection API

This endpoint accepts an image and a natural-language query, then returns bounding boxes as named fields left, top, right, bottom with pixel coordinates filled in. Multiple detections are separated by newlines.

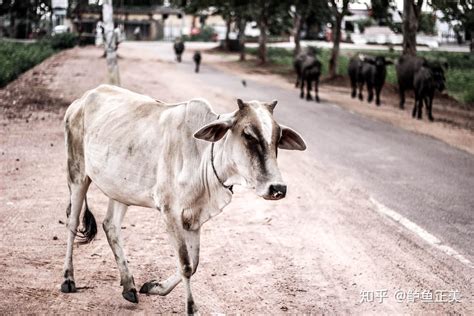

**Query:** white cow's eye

left=243, top=132, right=256, bottom=142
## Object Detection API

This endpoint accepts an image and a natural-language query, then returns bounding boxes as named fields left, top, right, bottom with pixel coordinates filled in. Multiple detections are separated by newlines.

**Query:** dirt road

left=0, top=43, right=472, bottom=314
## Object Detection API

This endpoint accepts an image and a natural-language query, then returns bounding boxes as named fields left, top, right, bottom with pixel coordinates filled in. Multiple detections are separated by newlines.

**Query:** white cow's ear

left=278, top=125, right=307, bottom=151
left=194, top=118, right=234, bottom=142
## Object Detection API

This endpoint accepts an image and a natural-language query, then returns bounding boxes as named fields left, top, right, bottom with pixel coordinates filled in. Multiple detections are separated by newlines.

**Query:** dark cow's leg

left=427, top=95, right=434, bottom=121
left=103, top=199, right=138, bottom=303
left=61, top=178, right=91, bottom=294
left=300, top=78, right=305, bottom=99
left=375, top=86, right=382, bottom=106
left=399, top=87, right=405, bottom=109
left=367, top=81, right=374, bottom=103
left=412, top=97, right=418, bottom=118
left=306, top=79, right=313, bottom=101
left=350, top=75, right=357, bottom=98
left=417, top=98, right=423, bottom=120
left=314, top=76, right=320, bottom=103
left=358, top=80, right=364, bottom=101
left=295, top=71, right=300, bottom=88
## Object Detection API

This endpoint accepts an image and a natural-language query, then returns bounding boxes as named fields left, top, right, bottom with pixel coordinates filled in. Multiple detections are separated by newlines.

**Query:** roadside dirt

left=214, top=57, right=474, bottom=155
left=0, top=45, right=472, bottom=314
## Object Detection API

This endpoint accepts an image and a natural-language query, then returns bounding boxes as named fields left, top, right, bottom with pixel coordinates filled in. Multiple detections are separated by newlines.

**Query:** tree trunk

left=293, top=13, right=303, bottom=56
left=224, top=16, right=231, bottom=51
left=470, top=31, right=474, bottom=52
left=402, top=0, right=422, bottom=56
left=329, top=15, right=342, bottom=78
left=258, top=18, right=268, bottom=64
left=102, top=0, right=120, bottom=86
left=237, top=17, right=247, bottom=61
left=257, top=2, right=268, bottom=64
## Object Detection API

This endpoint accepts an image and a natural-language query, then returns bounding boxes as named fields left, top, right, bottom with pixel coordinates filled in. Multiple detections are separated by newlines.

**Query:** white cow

left=61, top=84, right=306, bottom=313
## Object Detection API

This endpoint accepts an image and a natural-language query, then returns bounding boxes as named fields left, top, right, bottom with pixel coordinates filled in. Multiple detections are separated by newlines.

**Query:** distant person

left=173, top=38, right=185, bottom=63
left=133, top=26, right=141, bottom=41
left=193, top=51, right=201, bottom=73
left=95, top=21, right=105, bottom=47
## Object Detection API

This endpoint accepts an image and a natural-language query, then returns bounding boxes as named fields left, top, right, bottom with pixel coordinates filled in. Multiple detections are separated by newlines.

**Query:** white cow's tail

left=76, top=196, right=97, bottom=244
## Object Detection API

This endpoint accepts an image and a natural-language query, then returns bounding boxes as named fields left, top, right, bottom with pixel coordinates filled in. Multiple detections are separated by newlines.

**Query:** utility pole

left=102, top=0, right=120, bottom=85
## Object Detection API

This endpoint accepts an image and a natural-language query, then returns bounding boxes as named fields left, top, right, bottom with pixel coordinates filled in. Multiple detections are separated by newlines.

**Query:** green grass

left=0, top=34, right=77, bottom=87
left=246, top=47, right=474, bottom=104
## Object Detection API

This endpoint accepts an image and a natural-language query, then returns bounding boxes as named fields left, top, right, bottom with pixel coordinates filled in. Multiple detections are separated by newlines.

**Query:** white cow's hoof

left=61, top=279, right=76, bottom=293
left=122, top=288, right=138, bottom=303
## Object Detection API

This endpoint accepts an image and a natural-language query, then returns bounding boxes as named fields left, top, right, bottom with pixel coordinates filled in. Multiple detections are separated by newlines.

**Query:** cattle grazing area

left=0, top=43, right=473, bottom=314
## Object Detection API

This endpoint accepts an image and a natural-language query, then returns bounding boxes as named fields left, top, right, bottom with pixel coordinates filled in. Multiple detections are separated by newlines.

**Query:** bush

left=49, top=33, right=78, bottom=49
left=0, top=41, right=55, bottom=87
left=0, top=34, right=77, bottom=87
left=183, top=26, right=216, bottom=42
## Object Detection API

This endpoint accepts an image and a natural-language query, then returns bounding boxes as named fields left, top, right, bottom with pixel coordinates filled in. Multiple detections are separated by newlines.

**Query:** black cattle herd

left=172, top=41, right=447, bottom=122
left=295, top=47, right=447, bottom=122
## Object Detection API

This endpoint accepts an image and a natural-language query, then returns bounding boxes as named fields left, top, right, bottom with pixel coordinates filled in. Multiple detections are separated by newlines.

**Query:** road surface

left=0, top=42, right=472, bottom=314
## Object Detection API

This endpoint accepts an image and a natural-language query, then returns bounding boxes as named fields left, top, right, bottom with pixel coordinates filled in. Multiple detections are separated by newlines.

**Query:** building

left=71, top=3, right=188, bottom=41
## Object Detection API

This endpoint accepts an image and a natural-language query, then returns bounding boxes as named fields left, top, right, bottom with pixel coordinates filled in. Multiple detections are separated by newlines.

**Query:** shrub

left=183, top=26, right=216, bottom=42
left=49, top=33, right=78, bottom=49
left=0, top=41, right=55, bottom=87
left=0, top=34, right=77, bottom=87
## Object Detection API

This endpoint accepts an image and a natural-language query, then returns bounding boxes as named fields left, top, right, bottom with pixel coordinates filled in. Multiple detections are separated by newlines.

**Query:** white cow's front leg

left=139, top=271, right=181, bottom=296
left=103, top=198, right=138, bottom=303
left=140, top=220, right=201, bottom=315
left=179, top=229, right=200, bottom=315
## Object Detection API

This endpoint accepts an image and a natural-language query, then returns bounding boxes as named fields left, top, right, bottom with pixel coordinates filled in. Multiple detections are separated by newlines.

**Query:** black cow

left=412, top=61, right=446, bottom=121
left=299, top=56, right=322, bottom=102
left=396, top=55, right=447, bottom=111
left=396, top=55, right=425, bottom=109
left=173, top=39, right=185, bottom=62
left=348, top=55, right=393, bottom=106
left=193, top=51, right=201, bottom=73
left=293, top=47, right=317, bottom=88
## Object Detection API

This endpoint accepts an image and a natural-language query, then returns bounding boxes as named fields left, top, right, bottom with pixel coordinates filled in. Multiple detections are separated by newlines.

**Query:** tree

left=0, top=0, right=52, bottom=38
left=328, top=0, right=350, bottom=78
left=234, top=1, right=254, bottom=61
left=254, top=0, right=292, bottom=64
left=292, top=0, right=331, bottom=56
left=370, top=0, right=395, bottom=25
left=431, top=0, right=474, bottom=52
left=102, top=0, right=120, bottom=85
left=402, top=0, right=423, bottom=56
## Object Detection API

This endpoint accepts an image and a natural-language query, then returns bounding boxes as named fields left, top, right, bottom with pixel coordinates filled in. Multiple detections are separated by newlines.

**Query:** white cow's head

left=194, top=99, right=306, bottom=200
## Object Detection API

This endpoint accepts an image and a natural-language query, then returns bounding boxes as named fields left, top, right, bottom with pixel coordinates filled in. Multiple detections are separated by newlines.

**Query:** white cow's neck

left=201, top=136, right=237, bottom=208
left=210, top=142, right=233, bottom=193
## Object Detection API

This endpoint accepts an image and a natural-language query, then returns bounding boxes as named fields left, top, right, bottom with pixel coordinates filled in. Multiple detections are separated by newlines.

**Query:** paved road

left=127, top=42, right=474, bottom=262
left=2, top=43, right=472, bottom=314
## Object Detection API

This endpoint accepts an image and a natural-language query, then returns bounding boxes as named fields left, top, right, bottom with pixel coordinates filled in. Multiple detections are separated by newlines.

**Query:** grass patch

left=246, top=47, right=474, bottom=104
left=0, top=33, right=77, bottom=87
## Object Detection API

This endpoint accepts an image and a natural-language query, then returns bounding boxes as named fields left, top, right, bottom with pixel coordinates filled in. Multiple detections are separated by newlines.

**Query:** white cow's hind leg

left=61, top=180, right=90, bottom=293
left=103, top=198, right=138, bottom=303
